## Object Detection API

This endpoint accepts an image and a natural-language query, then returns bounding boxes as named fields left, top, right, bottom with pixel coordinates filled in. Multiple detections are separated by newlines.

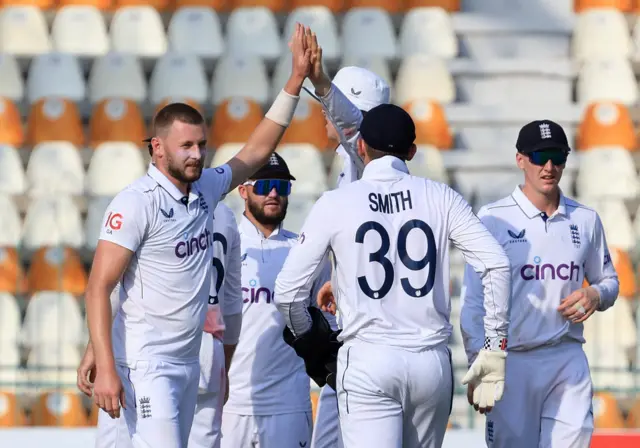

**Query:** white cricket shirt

left=99, top=163, right=231, bottom=364
left=224, top=216, right=331, bottom=416
left=461, top=186, right=619, bottom=362
left=275, top=156, right=511, bottom=352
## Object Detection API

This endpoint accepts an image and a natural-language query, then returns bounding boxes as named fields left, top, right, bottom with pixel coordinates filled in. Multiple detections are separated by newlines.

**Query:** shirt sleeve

left=274, top=194, right=334, bottom=336
left=584, top=212, right=620, bottom=311
left=222, top=215, right=244, bottom=317
left=98, top=189, right=149, bottom=253
left=199, top=164, right=233, bottom=200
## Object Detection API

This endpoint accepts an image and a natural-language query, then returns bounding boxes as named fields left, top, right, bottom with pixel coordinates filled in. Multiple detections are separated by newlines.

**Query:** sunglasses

left=244, top=179, right=292, bottom=196
left=527, top=150, right=568, bottom=166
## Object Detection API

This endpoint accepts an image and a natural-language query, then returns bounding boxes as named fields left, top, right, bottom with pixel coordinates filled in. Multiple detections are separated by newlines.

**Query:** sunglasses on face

left=244, top=179, right=292, bottom=196
left=527, top=150, right=568, bottom=166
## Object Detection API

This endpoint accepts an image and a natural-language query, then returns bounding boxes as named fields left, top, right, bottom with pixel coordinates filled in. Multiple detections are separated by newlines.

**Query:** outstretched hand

left=288, top=23, right=312, bottom=81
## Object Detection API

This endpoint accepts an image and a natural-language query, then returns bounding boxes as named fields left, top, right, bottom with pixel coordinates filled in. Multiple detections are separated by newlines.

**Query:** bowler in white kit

left=461, top=120, right=620, bottom=448
left=274, top=104, right=513, bottom=448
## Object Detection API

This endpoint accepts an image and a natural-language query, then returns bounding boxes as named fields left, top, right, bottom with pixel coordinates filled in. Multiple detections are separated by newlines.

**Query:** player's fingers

left=575, top=307, right=595, bottom=323
left=557, top=292, right=581, bottom=311
left=466, top=385, right=474, bottom=406
left=111, top=395, right=120, bottom=419
left=120, top=388, right=126, bottom=410
left=317, top=46, right=323, bottom=64
left=461, top=365, right=479, bottom=385
left=494, top=381, right=505, bottom=402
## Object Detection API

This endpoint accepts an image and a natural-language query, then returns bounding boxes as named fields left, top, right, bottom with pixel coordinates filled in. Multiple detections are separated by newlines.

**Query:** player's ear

left=406, top=144, right=417, bottom=162
left=357, top=138, right=367, bottom=160
left=238, top=184, right=248, bottom=200
left=515, top=152, right=526, bottom=170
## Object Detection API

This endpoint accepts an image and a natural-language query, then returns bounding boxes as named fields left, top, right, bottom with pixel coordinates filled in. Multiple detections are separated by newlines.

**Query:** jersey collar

left=361, top=156, right=410, bottom=180
left=511, top=185, right=567, bottom=219
left=239, top=214, right=283, bottom=240
left=147, top=163, right=201, bottom=204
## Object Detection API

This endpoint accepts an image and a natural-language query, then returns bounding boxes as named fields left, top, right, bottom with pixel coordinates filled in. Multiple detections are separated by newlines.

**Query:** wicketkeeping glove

left=461, top=349, right=506, bottom=410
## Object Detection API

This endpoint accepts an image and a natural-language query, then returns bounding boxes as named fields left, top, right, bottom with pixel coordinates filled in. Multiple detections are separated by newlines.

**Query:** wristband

left=484, top=336, right=508, bottom=352
left=265, top=89, right=300, bottom=127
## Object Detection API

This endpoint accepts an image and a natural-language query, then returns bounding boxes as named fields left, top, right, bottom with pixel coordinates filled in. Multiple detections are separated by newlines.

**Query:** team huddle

left=78, top=24, right=620, bottom=448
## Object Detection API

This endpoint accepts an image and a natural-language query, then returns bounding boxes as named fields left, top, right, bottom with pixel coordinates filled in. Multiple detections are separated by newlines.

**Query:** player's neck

left=245, top=213, right=278, bottom=238
left=521, top=184, right=560, bottom=216
left=157, top=164, right=190, bottom=195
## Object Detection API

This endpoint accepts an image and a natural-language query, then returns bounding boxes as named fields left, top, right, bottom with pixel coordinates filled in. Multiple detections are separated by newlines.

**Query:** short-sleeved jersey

left=275, top=156, right=511, bottom=352
left=99, top=163, right=232, bottom=364
left=224, top=216, right=331, bottom=416
left=204, top=202, right=242, bottom=341
left=461, top=186, right=619, bottom=360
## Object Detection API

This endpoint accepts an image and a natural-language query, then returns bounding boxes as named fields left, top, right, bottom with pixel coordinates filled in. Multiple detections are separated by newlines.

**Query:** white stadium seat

left=573, top=9, right=631, bottom=62
left=342, top=8, right=397, bottom=60
left=283, top=194, right=316, bottom=234
left=168, top=7, right=224, bottom=66
left=284, top=7, right=341, bottom=63
left=21, top=292, right=84, bottom=349
left=0, top=145, right=26, bottom=195
left=277, top=144, right=327, bottom=196
left=453, top=170, right=522, bottom=209
left=0, top=54, right=23, bottom=101
left=89, top=52, right=147, bottom=104
left=0, top=6, right=51, bottom=58
left=87, top=142, right=145, bottom=196
left=339, top=55, right=393, bottom=94
left=110, top=6, right=167, bottom=59
left=26, top=142, right=85, bottom=197
left=406, top=145, right=448, bottom=184
left=51, top=6, right=109, bottom=59
left=633, top=205, right=640, bottom=248
left=26, top=53, right=86, bottom=104
left=0, top=342, right=20, bottom=368
left=22, top=196, right=85, bottom=250
left=226, top=7, right=281, bottom=64
left=461, top=0, right=574, bottom=28
left=631, top=18, right=640, bottom=61
left=576, top=147, right=639, bottom=200
left=395, top=55, right=455, bottom=106
left=84, top=196, right=113, bottom=251
left=271, top=53, right=316, bottom=101
left=400, top=7, right=457, bottom=59
left=211, top=55, right=269, bottom=106
left=27, top=345, right=81, bottom=369
left=149, top=53, right=208, bottom=105
left=0, top=196, right=21, bottom=247
left=0, top=293, right=20, bottom=345
left=580, top=198, right=635, bottom=252
left=211, top=143, right=243, bottom=169
left=577, top=59, right=638, bottom=106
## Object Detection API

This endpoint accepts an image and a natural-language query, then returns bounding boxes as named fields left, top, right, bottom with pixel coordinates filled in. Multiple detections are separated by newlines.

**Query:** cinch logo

left=174, top=229, right=213, bottom=259
left=242, top=279, right=275, bottom=304
left=520, top=256, right=581, bottom=282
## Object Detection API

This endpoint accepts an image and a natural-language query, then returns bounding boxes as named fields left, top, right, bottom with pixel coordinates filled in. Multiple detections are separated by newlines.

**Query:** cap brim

left=250, top=172, right=296, bottom=181
left=143, top=137, right=152, bottom=143
left=519, top=141, right=571, bottom=154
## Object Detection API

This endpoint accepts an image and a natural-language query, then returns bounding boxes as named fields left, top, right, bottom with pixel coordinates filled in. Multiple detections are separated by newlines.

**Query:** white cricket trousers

left=220, top=412, right=313, bottom=448
left=95, top=409, right=133, bottom=448
left=117, top=359, right=200, bottom=448
left=336, top=341, right=453, bottom=448
left=486, top=342, right=594, bottom=448
left=312, top=385, right=343, bottom=448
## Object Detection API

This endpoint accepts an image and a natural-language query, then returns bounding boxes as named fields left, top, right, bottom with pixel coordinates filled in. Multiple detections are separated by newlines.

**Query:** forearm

left=481, top=265, right=511, bottom=340
left=86, top=286, right=116, bottom=370
left=222, top=312, right=242, bottom=345
left=277, top=301, right=313, bottom=337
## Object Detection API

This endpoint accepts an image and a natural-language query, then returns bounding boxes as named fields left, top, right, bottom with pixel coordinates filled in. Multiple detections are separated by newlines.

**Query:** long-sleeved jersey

left=460, top=186, right=619, bottom=364
left=274, top=156, right=511, bottom=352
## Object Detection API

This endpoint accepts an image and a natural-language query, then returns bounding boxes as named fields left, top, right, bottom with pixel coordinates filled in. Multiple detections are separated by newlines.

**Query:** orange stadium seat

left=346, top=0, right=404, bottom=14
left=174, top=0, right=227, bottom=9
left=230, top=0, right=286, bottom=12
left=27, top=247, right=88, bottom=296
left=0, top=392, right=26, bottom=427
left=310, top=390, right=319, bottom=422
left=403, top=100, right=452, bottom=149
left=610, top=248, right=636, bottom=298
left=0, top=97, right=24, bottom=148
left=574, top=0, right=632, bottom=13
left=627, top=398, right=640, bottom=428
left=88, top=403, right=99, bottom=426
left=210, top=97, right=263, bottom=148
left=280, top=100, right=328, bottom=150
left=57, top=0, right=111, bottom=9
left=89, top=98, right=146, bottom=148
left=0, top=248, right=27, bottom=294
left=114, top=0, right=170, bottom=12
left=1, top=0, right=54, bottom=8
left=577, top=102, right=636, bottom=151
left=26, top=98, right=84, bottom=148
left=155, top=98, right=202, bottom=116
left=405, top=0, right=459, bottom=10
left=592, top=392, right=626, bottom=429
left=290, top=0, right=344, bottom=13
left=31, top=392, right=88, bottom=427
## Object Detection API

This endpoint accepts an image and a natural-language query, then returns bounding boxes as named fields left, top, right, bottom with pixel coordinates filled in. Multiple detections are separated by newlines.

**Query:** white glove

left=461, top=349, right=506, bottom=411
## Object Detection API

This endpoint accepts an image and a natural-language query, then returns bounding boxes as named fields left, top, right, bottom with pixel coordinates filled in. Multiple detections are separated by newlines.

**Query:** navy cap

left=359, top=104, right=416, bottom=156
left=516, top=120, right=572, bottom=154
left=250, top=153, right=296, bottom=181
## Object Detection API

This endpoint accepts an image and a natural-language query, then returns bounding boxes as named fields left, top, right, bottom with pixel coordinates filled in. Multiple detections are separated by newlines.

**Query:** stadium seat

left=453, top=170, right=522, bottom=209
left=399, top=7, right=457, bottom=59
left=0, top=293, right=20, bottom=344
left=580, top=198, right=635, bottom=251
left=0, top=145, right=26, bottom=195
left=346, top=0, right=403, bottom=13
left=407, top=0, right=459, bottom=9
left=463, top=0, right=574, bottom=22
left=404, top=100, right=452, bottom=149
left=576, top=147, right=639, bottom=199
left=226, top=7, right=281, bottom=64
left=155, top=98, right=202, bottom=115
left=395, top=55, right=455, bottom=105
left=57, top=0, right=111, bottom=9
left=0, top=391, right=26, bottom=426
left=577, top=59, right=638, bottom=106
left=21, top=292, right=84, bottom=348
left=26, top=53, right=85, bottom=104
left=84, top=196, right=113, bottom=251
left=0, top=54, right=23, bottom=102
left=89, top=53, right=146, bottom=104
left=271, top=53, right=317, bottom=101
left=231, top=0, right=285, bottom=12
left=31, top=391, right=88, bottom=426
left=0, top=99, right=23, bottom=147
left=115, top=0, right=169, bottom=11
left=610, top=248, right=636, bottom=298
left=210, top=143, right=243, bottom=170
left=22, top=196, right=85, bottom=251
left=573, top=8, right=631, bottom=62
left=339, top=55, right=393, bottom=92
left=211, top=55, right=269, bottom=106
left=26, top=98, right=84, bottom=148
left=454, top=125, right=526, bottom=161
left=149, top=53, right=208, bottom=106
left=591, top=392, right=626, bottom=429
left=110, top=6, right=167, bottom=60
left=0, top=6, right=51, bottom=58
left=290, top=0, right=343, bottom=13
left=210, top=98, right=263, bottom=148
left=87, top=142, right=146, bottom=196
left=406, top=145, right=448, bottom=184
left=577, top=102, right=636, bottom=151
left=627, top=397, right=640, bottom=428
left=284, top=7, right=341, bottom=64
left=575, top=0, right=632, bottom=13
left=0, top=248, right=27, bottom=293
left=26, top=142, right=85, bottom=197
left=277, top=144, right=328, bottom=196
left=27, top=247, right=87, bottom=296
left=173, top=0, right=226, bottom=8
left=280, top=100, right=328, bottom=150
left=89, top=98, right=146, bottom=148
left=51, top=6, right=109, bottom=59
left=167, top=7, right=224, bottom=66
left=342, top=8, right=397, bottom=60
left=283, top=194, right=315, bottom=233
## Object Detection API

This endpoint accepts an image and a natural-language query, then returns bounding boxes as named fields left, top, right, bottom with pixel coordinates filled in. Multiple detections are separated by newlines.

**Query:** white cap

left=332, top=66, right=390, bottom=112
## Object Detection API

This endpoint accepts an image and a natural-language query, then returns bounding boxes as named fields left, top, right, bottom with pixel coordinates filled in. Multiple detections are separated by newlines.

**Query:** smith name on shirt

left=368, top=190, right=413, bottom=214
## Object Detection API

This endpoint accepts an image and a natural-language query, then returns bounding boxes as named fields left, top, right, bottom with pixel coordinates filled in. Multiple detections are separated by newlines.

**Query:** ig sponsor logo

left=105, top=212, right=123, bottom=234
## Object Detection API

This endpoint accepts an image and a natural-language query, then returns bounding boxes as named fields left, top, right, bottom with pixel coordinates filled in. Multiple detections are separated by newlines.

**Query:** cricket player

left=274, top=104, right=512, bottom=448
left=220, top=153, right=332, bottom=448
left=460, top=120, right=620, bottom=448
left=85, top=24, right=312, bottom=448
